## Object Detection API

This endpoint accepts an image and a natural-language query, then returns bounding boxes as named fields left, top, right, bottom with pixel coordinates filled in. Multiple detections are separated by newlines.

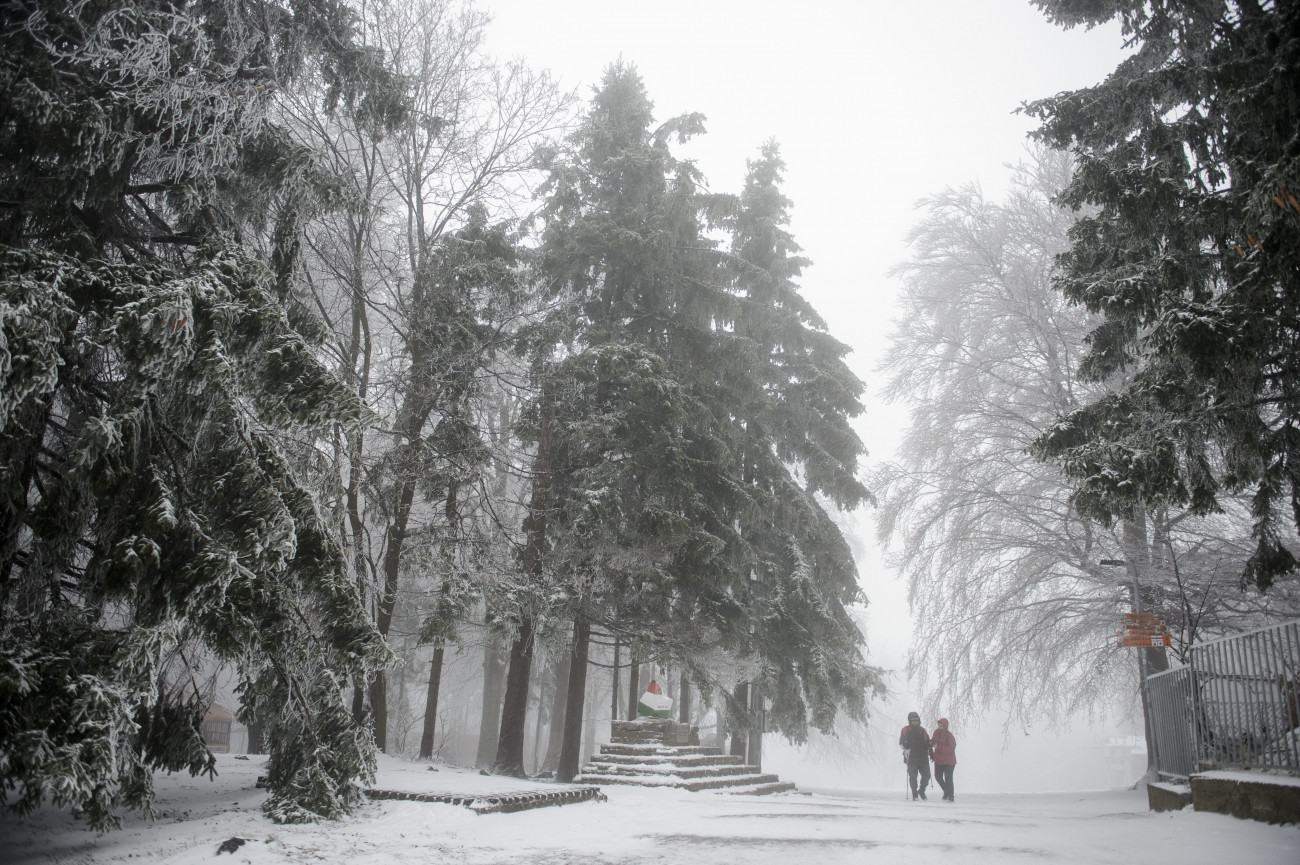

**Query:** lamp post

left=1101, top=558, right=1159, bottom=773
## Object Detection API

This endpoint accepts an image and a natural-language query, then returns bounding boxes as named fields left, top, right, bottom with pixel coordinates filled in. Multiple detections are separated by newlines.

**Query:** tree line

left=0, top=0, right=881, bottom=829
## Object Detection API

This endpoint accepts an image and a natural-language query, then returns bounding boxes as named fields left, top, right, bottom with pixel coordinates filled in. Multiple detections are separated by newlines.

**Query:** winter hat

left=907, top=711, right=920, bottom=722
left=937, top=717, right=949, bottom=728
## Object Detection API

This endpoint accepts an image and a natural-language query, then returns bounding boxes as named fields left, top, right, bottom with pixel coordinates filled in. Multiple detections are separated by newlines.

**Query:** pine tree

left=492, top=64, right=743, bottom=776
left=717, top=142, right=881, bottom=741
left=1025, top=0, right=1300, bottom=590
left=0, top=0, right=402, bottom=827
left=492, top=68, right=881, bottom=774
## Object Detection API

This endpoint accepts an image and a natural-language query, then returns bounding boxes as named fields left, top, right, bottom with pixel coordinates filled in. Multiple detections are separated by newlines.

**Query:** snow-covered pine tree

left=1025, top=0, right=1300, bottom=591
left=490, top=64, right=745, bottom=777
left=716, top=143, right=882, bottom=743
left=494, top=68, right=882, bottom=775
left=0, top=0, right=403, bottom=827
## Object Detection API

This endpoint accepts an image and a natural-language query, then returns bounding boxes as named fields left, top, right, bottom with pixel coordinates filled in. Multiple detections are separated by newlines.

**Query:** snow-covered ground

left=3, top=754, right=1297, bottom=865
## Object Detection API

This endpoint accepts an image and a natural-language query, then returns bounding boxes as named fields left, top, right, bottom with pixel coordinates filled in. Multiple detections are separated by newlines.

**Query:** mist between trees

left=3, top=0, right=1298, bottom=834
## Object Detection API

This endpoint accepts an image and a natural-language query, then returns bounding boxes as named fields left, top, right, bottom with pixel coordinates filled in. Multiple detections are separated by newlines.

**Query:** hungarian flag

left=637, top=680, right=673, bottom=718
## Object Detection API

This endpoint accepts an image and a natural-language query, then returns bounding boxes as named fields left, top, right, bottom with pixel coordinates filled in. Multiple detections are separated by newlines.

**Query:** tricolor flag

left=637, top=680, right=673, bottom=718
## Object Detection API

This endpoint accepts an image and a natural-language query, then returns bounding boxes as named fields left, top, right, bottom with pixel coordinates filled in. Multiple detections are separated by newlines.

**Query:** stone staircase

left=576, top=718, right=796, bottom=795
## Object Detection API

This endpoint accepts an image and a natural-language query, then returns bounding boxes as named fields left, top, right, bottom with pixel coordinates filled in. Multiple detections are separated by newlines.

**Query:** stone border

left=365, top=786, right=605, bottom=815
left=1189, top=774, right=1300, bottom=824
left=1147, top=781, right=1192, bottom=812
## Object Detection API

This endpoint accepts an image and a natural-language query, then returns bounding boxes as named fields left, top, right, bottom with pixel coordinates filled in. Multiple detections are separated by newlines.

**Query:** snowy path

left=3, top=756, right=1297, bottom=864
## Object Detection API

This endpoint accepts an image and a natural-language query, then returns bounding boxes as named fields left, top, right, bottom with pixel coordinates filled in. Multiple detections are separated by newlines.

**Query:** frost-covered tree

left=0, top=0, right=403, bottom=827
left=718, top=142, right=880, bottom=743
left=1025, top=0, right=1300, bottom=591
left=875, top=148, right=1300, bottom=730
left=495, top=64, right=743, bottom=777
left=491, top=68, right=881, bottom=778
left=287, top=0, right=569, bottom=752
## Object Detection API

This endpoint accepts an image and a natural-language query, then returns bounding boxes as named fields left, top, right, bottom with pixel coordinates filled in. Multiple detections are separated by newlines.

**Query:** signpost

left=1118, top=612, right=1171, bottom=648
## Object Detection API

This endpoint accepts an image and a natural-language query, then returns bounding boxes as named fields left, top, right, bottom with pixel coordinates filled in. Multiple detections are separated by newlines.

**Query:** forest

left=1, top=0, right=1297, bottom=832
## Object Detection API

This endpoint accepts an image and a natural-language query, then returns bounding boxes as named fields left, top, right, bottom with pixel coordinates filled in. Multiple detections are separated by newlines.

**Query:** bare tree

left=287, top=0, right=573, bottom=750
left=874, top=146, right=1300, bottom=733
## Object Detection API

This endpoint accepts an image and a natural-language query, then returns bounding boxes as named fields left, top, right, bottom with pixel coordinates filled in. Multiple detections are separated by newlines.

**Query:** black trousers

left=935, top=764, right=955, bottom=800
left=907, top=759, right=931, bottom=796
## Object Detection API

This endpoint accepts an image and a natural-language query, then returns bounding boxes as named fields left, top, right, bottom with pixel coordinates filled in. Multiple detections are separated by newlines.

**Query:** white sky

left=480, top=0, right=1129, bottom=666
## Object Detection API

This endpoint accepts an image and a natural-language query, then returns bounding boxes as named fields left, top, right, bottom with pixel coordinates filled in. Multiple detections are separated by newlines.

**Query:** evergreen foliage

left=719, top=143, right=879, bottom=739
left=526, top=65, right=880, bottom=745
left=0, top=0, right=399, bottom=828
left=1025, top=0, right=1300, bottom=590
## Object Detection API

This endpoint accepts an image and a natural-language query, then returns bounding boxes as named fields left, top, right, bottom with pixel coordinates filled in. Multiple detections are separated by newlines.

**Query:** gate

left=1147, top=620, right=1300, bottom=780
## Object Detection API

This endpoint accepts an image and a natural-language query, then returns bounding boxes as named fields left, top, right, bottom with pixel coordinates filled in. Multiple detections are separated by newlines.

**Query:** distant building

left=202, top=704, right=235, bottom=753
left=1102, top=736, right=1147, bottom=788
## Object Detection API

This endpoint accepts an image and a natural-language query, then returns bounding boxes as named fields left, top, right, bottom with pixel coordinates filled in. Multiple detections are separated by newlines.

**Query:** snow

left=3, top=754, right=1297, bottom=865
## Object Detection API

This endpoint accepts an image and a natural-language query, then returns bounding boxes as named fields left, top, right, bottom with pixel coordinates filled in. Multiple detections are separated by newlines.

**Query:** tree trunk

left=245, top=695, right=265, bottom=755
left=418, top=643, right=446, bottom=759
left=541, top=648, right=571, bottom=773
left=493, top=617, right=536, bottom=777
left=746, top=684, right=762, bottom=770
left=368, top=671, right=388, bottom=752
left=344, top=251, right=373, bottom=730
left=557, top=616, right=591, bottom=783
left=496, top=366, right=551, bottom=776
left=371, top=467, right=422, bottom=752
left=475, top=634, right=506, bottom=769
left=351, top=684, right=366, bottom=726
left=678, top=675, right=690, bottom=724
left=626, top=657, right=640, bottom=720
left=1123, top=514, right=1167, bottom=769
left=529, top=673, right=547, bottom=775
left=729, top=682, right=749, bottom=758
left=610, top=637, right=620, bottom=722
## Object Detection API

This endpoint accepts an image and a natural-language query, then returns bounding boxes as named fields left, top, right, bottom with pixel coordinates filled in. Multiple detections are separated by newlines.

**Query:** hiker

left=930, top=717, right=957, bottom=802
left=899, top=711, right=932, bottom=800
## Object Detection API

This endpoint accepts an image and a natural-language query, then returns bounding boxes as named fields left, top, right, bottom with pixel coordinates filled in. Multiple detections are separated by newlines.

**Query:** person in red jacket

left=898, top=711, right=931, bottom=800
left=931, top=717, right=957, bottom=802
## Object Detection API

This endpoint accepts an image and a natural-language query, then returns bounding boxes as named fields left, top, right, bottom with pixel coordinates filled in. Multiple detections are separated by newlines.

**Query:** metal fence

left=1147, top=619, right=1300, bottom=780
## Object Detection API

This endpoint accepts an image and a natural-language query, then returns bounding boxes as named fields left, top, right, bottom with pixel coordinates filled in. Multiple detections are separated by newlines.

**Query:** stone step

left=610, top=718, right=700, bottom=747
left=611, top=719, right=673, bottom=736
left=679, top=773, right=786, bottom=793
left=575, top=771, right=788, bottom=794
left=728, top=781, right=798, bottom=796
left=583, top=761, right=758, bottom=780
left=610, top=732, right=666, bottom=744
left=599, top=744, right=723, bottom=758
left=594, top=752, right=746, bottom=768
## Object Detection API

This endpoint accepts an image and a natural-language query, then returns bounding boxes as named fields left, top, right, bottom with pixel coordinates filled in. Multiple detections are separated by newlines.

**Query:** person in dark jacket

left=899, top=711, right=932, bottom=800
left=930, top=717, right=957, bottom=802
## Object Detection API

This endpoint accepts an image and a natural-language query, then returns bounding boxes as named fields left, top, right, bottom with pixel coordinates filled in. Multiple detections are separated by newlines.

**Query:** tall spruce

left=718, top=143, right=880, bottom=741
left=494, top=64, right=744, bottom=776
left=0, top=0, right=403, bottom=827
left=492, top=68, right=882, bottom=774
left=1025, top=0, right=1300, bottom=590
